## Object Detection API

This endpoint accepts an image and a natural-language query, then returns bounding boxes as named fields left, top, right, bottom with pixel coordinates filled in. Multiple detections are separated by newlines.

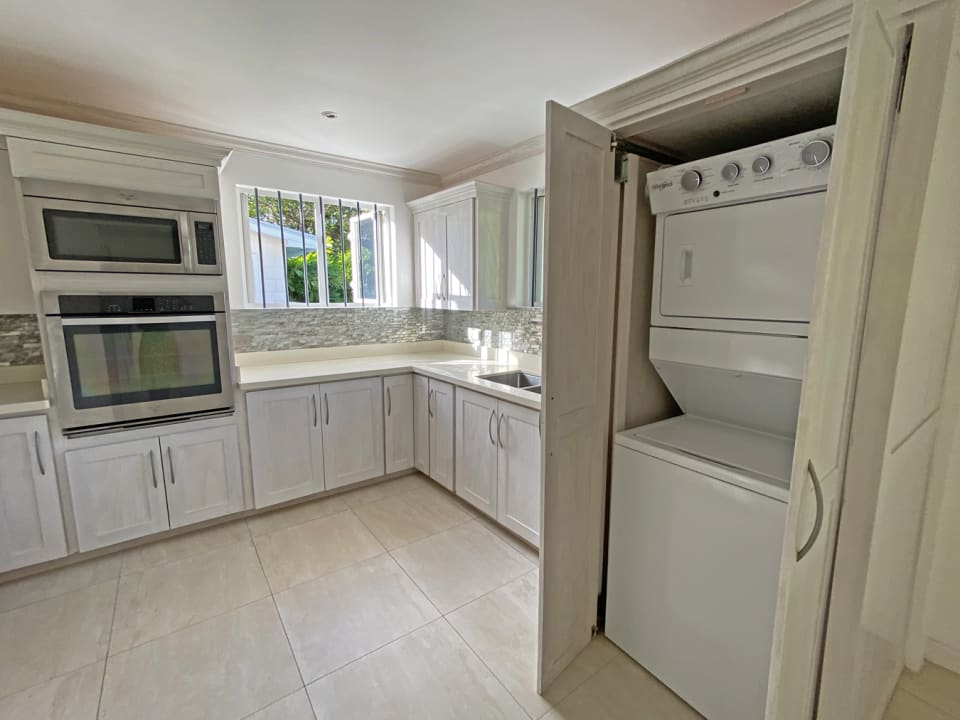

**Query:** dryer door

left=658, top=191, right=825, bottom=324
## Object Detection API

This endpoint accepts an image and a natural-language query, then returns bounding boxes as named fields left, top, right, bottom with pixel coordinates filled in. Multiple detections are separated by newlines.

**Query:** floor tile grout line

left=95, top=574, right=122, bottom=719
left=0, top=658, right=106, bottom=706
left=117, top=526, right=253, bottom=577
left=435, top=562, right=538, bottom=618
left=897, top=685, right=960, bottom=720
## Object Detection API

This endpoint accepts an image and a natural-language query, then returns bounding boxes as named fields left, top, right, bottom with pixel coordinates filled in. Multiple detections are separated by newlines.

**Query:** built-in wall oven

left=42, top=292, right=233, bottom=432
left=22, top=180, right=222, bottom=275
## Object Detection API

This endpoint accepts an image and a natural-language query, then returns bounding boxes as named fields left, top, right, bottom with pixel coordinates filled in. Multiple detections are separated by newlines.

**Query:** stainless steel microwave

left=22, top=180, right=222, bottom=275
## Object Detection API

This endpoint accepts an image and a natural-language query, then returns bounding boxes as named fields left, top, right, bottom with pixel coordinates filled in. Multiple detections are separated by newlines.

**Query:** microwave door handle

left=180, top=213, right=195, bottom=272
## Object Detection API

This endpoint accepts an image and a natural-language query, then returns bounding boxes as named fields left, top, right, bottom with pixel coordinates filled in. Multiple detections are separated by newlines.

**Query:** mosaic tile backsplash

left=232, top=307, right=543, bottom=355
left=0, top=315, right=43, bottom=367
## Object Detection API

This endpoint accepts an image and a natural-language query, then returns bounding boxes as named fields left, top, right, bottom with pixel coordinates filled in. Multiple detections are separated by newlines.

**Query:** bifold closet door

left=538, top=100, right=621, bottom=691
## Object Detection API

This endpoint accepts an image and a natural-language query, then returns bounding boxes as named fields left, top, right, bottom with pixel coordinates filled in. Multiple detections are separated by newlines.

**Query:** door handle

left=488, top=409, right=497, bottom=445
left=167, top=447, right=176, bottom=485
left=33, top=430, right=46, bottom=475
left=497, top=413, right=505, bottom=448
left=387, top=386, right=392, bottom=417
left=797, top=460, right=824, bottom=562
left=149, top=449, right=158, bottom=489
left=323, top=393, right=330, bottom=425
left=312, top=394, right=318, bottom=427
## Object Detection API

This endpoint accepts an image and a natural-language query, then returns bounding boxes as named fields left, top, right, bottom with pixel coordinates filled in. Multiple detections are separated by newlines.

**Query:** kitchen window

left=240, top=187, right=393, bottom=307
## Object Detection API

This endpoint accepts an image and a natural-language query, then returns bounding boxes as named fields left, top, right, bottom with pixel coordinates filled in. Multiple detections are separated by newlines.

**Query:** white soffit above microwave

left=0, top=0, right=802, bottom=177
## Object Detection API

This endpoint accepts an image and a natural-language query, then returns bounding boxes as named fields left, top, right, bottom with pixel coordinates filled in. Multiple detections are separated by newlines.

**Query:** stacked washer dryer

left=605, top=127, right=835, bottom=720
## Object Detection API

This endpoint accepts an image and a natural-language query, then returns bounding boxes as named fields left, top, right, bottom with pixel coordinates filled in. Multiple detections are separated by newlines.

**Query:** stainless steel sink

left=479, top=371, right=542, bottom=394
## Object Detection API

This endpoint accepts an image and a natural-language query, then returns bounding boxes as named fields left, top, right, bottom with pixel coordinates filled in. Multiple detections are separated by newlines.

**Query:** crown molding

left=0, top=93, right=442, bottom=186
left=439, top=0, right=852, bottom=185
left=407, top=180, right=514, bottom=213
left=440, top=134, right=545, bottom=188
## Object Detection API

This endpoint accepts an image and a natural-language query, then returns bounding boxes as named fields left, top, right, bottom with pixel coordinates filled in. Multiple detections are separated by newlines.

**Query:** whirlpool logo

left=650, top=180, right=674, bottom=192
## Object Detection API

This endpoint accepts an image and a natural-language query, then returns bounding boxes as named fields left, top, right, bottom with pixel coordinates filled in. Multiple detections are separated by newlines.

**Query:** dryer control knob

left=802, top=139, right=832, bottom=167
left=752, top=155, right=772, bottom=175
left=680, top=170, right=702, bottom=191
left=721, top=162, right=741, bottom=181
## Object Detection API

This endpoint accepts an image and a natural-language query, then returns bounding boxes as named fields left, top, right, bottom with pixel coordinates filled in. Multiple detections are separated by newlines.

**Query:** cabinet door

left=443, top=199, right=475, bottom=310
left=0, top=416, right=66, bottom=572
left=320, top=377, right=385, bottom=490
left=416, top=210, right=446, bottom=309
left=454, top=388, right=498, bottom=516
left=497, top=402, right=541, bottom=547
left=429, top=380, right=455, bottom=491
left=161, top=425, right=243, bottom=528
left=476, top=192, right=510, bottom=310
left=414, top=374, right=430, bottom=474
left=66, top=438, right=169, bottom=551
left=384, top=374, right=415, bottom=474
left=247, top=385, right=325, bottom=508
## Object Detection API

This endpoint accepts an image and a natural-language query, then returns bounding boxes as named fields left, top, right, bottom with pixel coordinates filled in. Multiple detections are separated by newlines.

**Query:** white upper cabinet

left=248, top=385, right=325, bottom=508
left=320, top=377, right=385, bottom=490
left=160, top=425, right=243, bottom=528
left=409, top=181, right=512, bottom=310
left=497, top=402, right=541, bottom=547
left=428, top=379, right=455, bottom=491
left=66, top=437, right=169, bottom=551
left=454, top=388, right=500, bottom=517
left=0, top=415, right=66, bottom=572
left=414, top=374, right=430, bottom=475
left=384, top=374, right=415, bottom=474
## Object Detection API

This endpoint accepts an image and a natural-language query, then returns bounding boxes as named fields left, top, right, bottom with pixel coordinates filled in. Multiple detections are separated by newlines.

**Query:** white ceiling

left=0, top=0, right=803, bottom=176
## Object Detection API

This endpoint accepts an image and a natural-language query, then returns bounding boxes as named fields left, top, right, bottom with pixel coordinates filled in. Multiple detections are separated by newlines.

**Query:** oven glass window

left=63, top=322, right=221, bottom=409
left=43, top=209, right=182, bottom=263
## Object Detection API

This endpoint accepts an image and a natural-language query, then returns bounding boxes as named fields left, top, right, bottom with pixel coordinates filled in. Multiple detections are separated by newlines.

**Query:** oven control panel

left=646, top=125, right=835, bottom=215
left=54, top=294, right=220, bottom=316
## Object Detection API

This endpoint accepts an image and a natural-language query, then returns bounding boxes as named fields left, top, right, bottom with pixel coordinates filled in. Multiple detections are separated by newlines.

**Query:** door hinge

left=614, top=147, right=630, bottom=185
left=611, top=134, right=679, bottom=184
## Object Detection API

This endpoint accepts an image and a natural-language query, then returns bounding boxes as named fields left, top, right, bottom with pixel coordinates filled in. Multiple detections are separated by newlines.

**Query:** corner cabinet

left=0, top=415, right=66, bottom=572
left=409, top=181, right=513, bottom=310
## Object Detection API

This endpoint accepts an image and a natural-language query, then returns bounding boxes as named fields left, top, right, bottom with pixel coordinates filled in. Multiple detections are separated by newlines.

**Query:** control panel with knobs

left=646, top=125, right=835, bottom=215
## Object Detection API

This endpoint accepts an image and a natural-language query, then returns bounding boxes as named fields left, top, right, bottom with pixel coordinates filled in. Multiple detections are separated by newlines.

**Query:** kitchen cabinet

left=161, top=425, right=243, bottom=528
left=319, top=377, right=385, bottom=490
left=409, top=181, right=513, bottom=310
left=66, top=438, right=169, bottom=551
left=248, top=385, right=325, bottom=508
left=427, top=379, right=455, bottom=491
left=413, top=375, right=430, bottom=474
left=496, top=402, right=541, bottom=546
left=0, top=415, right=66, bottom=572
left=454, top=388, right=499, bottom=517
left=384, top=374, right=415, bottom=474
left=453, top=389, right=542, bottom=546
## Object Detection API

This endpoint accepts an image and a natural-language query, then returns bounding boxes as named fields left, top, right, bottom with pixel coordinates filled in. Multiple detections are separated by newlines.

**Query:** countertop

left=236, top=351, right=542, bottom=410
left=0, top=380, right=50, bottom=418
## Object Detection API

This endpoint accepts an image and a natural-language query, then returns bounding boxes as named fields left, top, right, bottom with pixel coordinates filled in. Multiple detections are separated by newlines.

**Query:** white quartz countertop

left=0, top=381, right=50, bottom=418
left=236, top=352, right=542, bottom=410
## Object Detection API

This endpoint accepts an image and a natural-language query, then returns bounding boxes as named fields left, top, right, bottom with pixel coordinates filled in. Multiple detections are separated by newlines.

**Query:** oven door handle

left=59, top=315, right=219, bottom=326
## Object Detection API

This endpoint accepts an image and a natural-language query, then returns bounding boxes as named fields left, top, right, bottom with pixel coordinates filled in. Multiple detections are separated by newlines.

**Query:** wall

left=469, top=152, right=545, bottom=190
left=0, top=314, right=42, bottom=367
left=220, top=149, right=439, bottom=309
left=444, top=308, right=542, bottom=355
left=0, top=148, right=37, bottom=315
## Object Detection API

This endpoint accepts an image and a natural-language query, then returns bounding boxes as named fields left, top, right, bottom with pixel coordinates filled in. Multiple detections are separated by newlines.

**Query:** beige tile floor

left=0, top=472, right=700, bottom=720
left=885, top=662, right=960, bottom=720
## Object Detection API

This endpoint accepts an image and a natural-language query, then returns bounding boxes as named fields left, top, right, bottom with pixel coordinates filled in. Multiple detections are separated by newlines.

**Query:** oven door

left=47, top=314, right=233, bottom=430
left=24, top=197, right=194, bottom=274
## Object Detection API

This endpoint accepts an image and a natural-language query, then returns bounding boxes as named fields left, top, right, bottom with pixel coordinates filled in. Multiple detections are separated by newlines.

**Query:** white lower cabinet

left=496, top=403, right=542, bottom=546
left=67, top=438, right=169, bottom=552
left=427, top=379, right=455, bottom=491
left=0, top=415, right=66, bottom=572
left=454, top=388, right=499, bottom=516
left=161, top=426, right=243, bottom=528
left=319, top=377, right=385, bottom=490
left=247, top=385, right=325, bottom=508
left=453, top=389, right=542, bottom=547
left=413, top=375, right=430, bottom=474
left=384, top=374, right=415, bottom=474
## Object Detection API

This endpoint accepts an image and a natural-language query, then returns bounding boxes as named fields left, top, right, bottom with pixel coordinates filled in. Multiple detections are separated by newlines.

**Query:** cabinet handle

left=497, top=413, right=505, bottom=448
left=428, top=389, right=434, bottom=418
left=488, top=409, right=497, bottom=445
left=167, top=447, right=176, bottom=485
left=149, top=449, right=158, bottom=489
left=324, top=393, right=330, bottom=425
left=33, top=430, right=46, bottom=476
left=312, top=394, right=318, bottom=427
left=435, top=275, right=442, bottom=301
left=387, top=386, right=392, bottom=417
left=441, top=273, right=447, bottom=301
left=796, top=460, right=824, bottom=562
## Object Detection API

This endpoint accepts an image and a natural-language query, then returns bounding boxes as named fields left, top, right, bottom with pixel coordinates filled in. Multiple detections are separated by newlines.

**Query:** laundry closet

left=534, top=1, right=960, bottom=719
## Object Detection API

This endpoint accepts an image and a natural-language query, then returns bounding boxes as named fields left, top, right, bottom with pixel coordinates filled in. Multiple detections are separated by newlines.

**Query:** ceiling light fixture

left=320, top=110, right=339, bottom=119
